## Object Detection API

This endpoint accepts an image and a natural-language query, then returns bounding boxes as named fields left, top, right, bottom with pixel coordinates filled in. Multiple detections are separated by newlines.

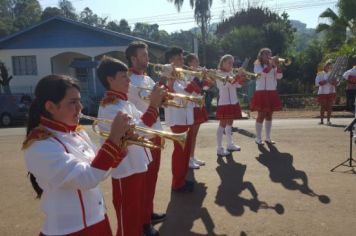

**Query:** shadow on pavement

left=159, top=170, right=226, bottom=236
left=215, top=155, right=284, bottom=217
left=232, top=127, right=256, bottom=139
left=256, top=143, right=331, bottom=204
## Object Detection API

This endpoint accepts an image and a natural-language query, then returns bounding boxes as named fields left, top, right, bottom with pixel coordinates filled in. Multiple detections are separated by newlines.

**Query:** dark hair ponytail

left=26, top=75, right=80, bottom=198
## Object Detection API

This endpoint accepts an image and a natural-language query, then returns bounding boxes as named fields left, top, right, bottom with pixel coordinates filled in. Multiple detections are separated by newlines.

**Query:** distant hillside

left=290, top=20, right=322, bottom=51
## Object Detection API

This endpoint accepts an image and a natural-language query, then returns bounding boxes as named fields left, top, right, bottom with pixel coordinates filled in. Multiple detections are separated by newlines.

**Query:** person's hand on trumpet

left=108, top=111, right=136, bottom=147
left=148, top=83, right=167, bottom=108
left=269, top=56, right=280, bottom=67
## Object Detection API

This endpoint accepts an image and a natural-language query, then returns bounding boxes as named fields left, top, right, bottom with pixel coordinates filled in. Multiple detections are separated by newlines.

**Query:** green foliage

left=132, top=23, right=160, bottom=42
left=216, top=7, right=281, bottom=35
left=41, top=7, right=62, bottom=21
left=79, top=7, right=107, bottom=28
left=220, top=26, right=264, bottom=64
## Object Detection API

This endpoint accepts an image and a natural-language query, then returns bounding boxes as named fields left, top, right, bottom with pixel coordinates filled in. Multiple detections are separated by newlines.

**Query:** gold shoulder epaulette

left=75, top=125, right=84, bottom=132
left=100, top=96, right=119, bottom=107
left=22, top=126, right=53, bottom=150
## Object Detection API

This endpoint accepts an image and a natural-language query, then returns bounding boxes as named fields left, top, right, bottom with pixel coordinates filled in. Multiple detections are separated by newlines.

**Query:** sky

left=39, top=0, right=338, bottom=33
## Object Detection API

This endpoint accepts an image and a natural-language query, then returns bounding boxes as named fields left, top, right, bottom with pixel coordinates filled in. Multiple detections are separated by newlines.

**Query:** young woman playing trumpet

left=215, top=54, right=246, bottom=156
left=23, top=75, right=131, bottom=236
left=250, top=48, right=283, bottom=145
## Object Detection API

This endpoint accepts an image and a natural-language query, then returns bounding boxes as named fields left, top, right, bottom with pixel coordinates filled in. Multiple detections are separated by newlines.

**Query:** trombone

left=80, top=113, right=187, bottom=149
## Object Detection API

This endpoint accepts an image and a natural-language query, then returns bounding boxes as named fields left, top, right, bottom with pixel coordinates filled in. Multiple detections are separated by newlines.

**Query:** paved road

left=1, top=118, right=356, bottom=236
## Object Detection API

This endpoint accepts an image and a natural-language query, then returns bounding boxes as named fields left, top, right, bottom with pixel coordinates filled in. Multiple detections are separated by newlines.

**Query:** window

left=12, top=56, right=37, bottom=75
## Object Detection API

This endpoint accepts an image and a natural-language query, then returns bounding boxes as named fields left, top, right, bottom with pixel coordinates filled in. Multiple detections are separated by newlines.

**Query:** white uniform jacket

left=216, top=71, right=242, bottom=106
left=23, top=125, right=112, bottom=235
left=98, top=93, right=153, bottom=179
left=164, top=78, right=194, bottom=127
left=315, top=71, right=336, bottom=94
left=254, top=63, right=283, bottom=91
left=128, top=72, right=162, bottom=131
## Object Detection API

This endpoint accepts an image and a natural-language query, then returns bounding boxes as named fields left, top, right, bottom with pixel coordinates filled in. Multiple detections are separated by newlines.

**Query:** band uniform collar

left=106, top=90, right=128, bottom=101
left=40, top=116, right=78, bottom=133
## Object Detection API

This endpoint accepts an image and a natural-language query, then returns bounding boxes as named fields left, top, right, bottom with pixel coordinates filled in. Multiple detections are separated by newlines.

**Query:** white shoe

left=189, top=158, right=200, bottom=169
left=226, top=143, right=241, bottom=152
left=217, top=147, right=230, bottom=156
left=255, top=138, right=265, bottom=145
left=192, top=157, right=205, bottom=166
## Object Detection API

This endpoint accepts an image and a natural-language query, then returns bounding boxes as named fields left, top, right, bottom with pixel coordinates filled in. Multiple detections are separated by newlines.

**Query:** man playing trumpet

left=96, top=56, right=165, bottom=236
left=125, top=41, right=167, bottom=236
left=162, top=47, right=199, bottom=193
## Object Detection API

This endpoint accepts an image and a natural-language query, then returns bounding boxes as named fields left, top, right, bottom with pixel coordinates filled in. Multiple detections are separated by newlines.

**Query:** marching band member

left=125, top=41, right=166, bottom=236
left=250, top=48, right=283, bottom=145
left=315, top=59, right=338, bottom=125
left=185, top=53, right=209, bottom=169
left=163, top=47, right=196, bottom=192
left=215, top=54, right=245, bottom=156
left=343, top=65, right=356, bottom=112
left=96, top=57, right=165, bottom=236
left=23, top=75, right=130, bottom=236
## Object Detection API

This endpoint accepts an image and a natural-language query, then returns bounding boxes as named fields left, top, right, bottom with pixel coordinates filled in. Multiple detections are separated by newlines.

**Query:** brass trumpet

left=130, top=83, right=204, bottom=108
left=232, top=68, right=261, bottom=80
left=149, top=63, right=183, bottom=79
left=175, top=67, right=235, bottom=84
left=130, top=84, right=184, bottom=108
left=80, top=113, right=187, bottom=149
left=270, top=57, right=292, bottom=66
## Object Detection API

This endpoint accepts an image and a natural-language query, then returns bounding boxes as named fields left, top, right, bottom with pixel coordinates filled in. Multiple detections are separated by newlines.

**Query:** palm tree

left=316, top=8, right=348, bottom=50
left=316, top=0, right=355, bottom=50
left=168, top=0, right=213, bottom=66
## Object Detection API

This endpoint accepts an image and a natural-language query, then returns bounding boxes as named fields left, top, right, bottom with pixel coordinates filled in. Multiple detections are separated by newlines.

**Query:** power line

left=128, top=0, right=336, bottom=26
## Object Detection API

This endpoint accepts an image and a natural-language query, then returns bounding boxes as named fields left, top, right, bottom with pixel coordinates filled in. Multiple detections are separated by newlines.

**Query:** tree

left=58, top=0, right=77, bottom=20
left=79, top=7, right=107, bottom=28
left=106, top=19, right=131, bottom=34
left=316, top=8, right=348, bottom=50
left=13, top=0, right=41, bottom=30
left=220, top=26, right=264, bottom=66
left=168, top=0, right=213, bottom=66
left=41, top=7, right=62, bottom=21
left=132, top=23, right=160, bottom=42
left=0, top=62, right=13, bottom=94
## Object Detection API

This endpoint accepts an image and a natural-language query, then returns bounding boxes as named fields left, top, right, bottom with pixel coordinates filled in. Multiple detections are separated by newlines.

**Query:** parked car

left=0, top=94, right=32, bottom=126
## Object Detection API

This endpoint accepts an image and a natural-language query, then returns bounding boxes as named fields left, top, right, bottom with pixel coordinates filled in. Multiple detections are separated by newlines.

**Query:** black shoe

left=172, top=181, right=194, bottom=193
left=151, top=212, right=167, bottom=224
left=143, top=224, right=159, bottom=236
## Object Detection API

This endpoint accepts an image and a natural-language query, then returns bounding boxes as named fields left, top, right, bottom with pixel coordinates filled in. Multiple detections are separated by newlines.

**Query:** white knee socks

left=265, top=120, right=272, bottom=140
left=225, top=125, right=233, bottom=145
left=255, top=122, right=263, bottom=141
left=216, top=126, right=224, bottom=148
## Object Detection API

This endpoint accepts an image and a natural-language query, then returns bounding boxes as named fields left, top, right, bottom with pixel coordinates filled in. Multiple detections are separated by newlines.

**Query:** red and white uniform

left=98, top=90, right=158, bottom=236
left=128, top=70, right=162, bottom=226
left=23, top=117, right=125, bottom=236
left=164, top=76, right=195, bottom=189
left=315, top=70, right=337, bottom=103
left=186, top=75, right=208, bottom=124
left=250, top=63, right=283, bottom=112
left=343, top=66, right=356, bottom=90
left=215, top=71, right=243, bottom=120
